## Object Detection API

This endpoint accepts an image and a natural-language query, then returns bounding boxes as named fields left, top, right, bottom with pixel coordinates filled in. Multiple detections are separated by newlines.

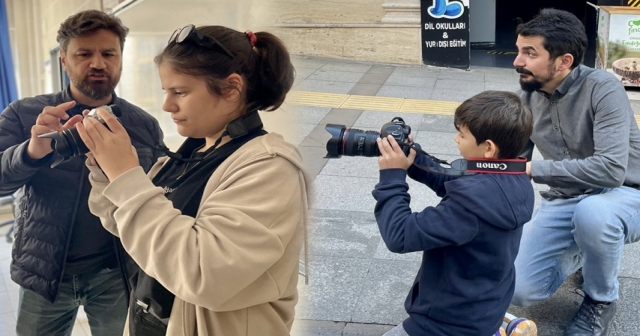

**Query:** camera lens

left=39, top=122, right=92, bottom=161
left=324, top=124, right=381, bottom=158
left=37, top=105, right=121, bottom=167
left=43, top=131, right=74, bottom=159
left=343, top=128, right=380, bottom=157
left=63, top=128, right=90, bottom=157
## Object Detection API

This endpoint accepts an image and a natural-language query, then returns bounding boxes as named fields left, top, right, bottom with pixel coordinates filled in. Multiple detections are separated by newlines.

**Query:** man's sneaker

left=495, top=327, right=507, bottom=336
left=505, top=317, right=538, bottom=336
left=564, top=295, right=617, bottom=335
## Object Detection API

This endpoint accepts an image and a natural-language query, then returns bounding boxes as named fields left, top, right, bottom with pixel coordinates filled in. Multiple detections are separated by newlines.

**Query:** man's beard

left=516, top=64, right=556, bottom=92
left=69, top=69, right=120, bottom=102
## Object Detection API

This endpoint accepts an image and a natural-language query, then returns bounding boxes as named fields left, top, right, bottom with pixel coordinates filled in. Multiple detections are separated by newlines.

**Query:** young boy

left=373, top=91, right=537, bottom=336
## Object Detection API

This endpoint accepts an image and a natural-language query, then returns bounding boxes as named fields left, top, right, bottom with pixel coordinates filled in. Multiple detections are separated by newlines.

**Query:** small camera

left=39, top=105, right=121, bottom=162
left=324, top=117, right=412, bottom=158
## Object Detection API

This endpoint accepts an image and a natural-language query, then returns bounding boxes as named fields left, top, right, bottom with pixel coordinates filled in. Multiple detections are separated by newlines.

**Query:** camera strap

left=125, top=111, right=264, bottom=163
left=464, top=158, right=528, bottom=174
left=408, top=145, right=527, bottom=176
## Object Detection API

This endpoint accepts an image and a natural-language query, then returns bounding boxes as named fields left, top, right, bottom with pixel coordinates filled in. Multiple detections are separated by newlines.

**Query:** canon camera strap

left=407, top=144, right=527, bottom=176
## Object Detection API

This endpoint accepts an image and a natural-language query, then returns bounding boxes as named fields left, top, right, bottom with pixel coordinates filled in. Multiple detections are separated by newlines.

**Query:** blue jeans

left=512, top=186, right=640, bottom=305
left=16, top=267, right=128, bottom=336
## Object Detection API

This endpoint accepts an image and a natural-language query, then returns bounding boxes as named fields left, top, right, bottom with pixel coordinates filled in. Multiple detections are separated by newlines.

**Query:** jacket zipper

left=53, top=164, right=85, bottom=302
left=14, top=201, right=26, bottom=255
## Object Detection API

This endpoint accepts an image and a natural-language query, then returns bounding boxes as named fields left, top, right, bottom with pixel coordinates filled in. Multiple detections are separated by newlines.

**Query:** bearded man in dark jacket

left=0, top=10, right=164, bottom=336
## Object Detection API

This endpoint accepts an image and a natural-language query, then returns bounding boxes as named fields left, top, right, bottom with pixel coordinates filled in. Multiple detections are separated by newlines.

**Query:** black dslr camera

left=39, top=105, right=121, bottom=164
left=324, top=117, right=412, bottom=158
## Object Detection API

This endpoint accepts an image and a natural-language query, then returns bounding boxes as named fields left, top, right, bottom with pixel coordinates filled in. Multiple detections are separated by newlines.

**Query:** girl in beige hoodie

left=76, top=25, right=308, bottom=336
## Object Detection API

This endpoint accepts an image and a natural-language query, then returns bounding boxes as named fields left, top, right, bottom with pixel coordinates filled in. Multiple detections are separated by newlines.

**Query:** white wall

left=469, top=0, right=495, bottom=43
left=7, top=0, right=102, bottom=98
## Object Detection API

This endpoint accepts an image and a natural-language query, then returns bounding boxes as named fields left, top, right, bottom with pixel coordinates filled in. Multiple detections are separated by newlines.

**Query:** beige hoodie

left=87, top=133, right=308, bottom=336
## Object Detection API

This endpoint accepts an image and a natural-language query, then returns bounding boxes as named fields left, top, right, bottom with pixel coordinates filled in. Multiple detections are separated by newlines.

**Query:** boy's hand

left=377, top=135, right=416, bottom=170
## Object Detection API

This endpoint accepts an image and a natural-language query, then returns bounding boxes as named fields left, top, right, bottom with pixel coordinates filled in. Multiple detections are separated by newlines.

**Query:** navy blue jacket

left=0, top=87, right=164, bottom=303
left=372, top=151, right=534, bottom=336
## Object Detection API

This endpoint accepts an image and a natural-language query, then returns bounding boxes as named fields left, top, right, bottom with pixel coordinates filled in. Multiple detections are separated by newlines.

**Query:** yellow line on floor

left=286, top=90, right=460, bottom=115
left=400, top=99, right=460, bottom=115
left=341, top=95, right=405, bottom=111
left=286, top=91, right=640, bottom=128
left=286, top=91, right=349, bottom=108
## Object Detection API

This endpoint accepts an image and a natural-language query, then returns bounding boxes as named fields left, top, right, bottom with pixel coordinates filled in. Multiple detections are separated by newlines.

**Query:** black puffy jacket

left=0, top=87, right=165, bottom=303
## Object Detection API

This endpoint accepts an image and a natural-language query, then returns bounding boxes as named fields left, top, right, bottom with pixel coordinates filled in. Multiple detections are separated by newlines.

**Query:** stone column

left=381, top=0, right=421, bottom=24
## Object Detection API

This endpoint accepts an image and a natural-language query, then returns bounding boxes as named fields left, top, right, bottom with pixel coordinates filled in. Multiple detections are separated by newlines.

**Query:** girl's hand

left=76, top=108, right=139, bottom=181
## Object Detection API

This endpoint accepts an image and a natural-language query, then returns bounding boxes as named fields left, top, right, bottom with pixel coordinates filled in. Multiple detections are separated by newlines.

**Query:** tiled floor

left=0, top=210, right=92, bottom=336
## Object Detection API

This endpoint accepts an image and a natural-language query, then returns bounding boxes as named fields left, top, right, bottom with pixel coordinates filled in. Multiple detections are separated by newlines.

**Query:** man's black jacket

left=0, top=87, right=164, bottom=303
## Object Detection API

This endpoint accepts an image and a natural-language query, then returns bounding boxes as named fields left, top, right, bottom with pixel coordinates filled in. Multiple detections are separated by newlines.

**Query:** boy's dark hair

left=57, top=10, right=129, bottom=52
left=516, top=8, right=587, bottom=69
left=155, top=26, right=294, bottom=113
left=454, top=91, right=532, bottom=159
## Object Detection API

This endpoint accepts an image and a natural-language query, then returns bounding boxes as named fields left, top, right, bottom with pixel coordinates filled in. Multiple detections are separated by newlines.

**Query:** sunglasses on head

left=168, top=24, right=235, bottom=60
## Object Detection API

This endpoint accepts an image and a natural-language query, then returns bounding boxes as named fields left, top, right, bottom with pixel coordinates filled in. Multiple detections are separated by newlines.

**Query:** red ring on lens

left=342, top=128, right=349, bottom=155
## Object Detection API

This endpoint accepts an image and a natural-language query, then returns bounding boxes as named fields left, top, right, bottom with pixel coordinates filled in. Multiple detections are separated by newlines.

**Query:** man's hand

left=27, top=101, right=83, bottom=160
left=526, top=161, right=532, bottom=179
left=377, top=135, right=416, bottom=170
